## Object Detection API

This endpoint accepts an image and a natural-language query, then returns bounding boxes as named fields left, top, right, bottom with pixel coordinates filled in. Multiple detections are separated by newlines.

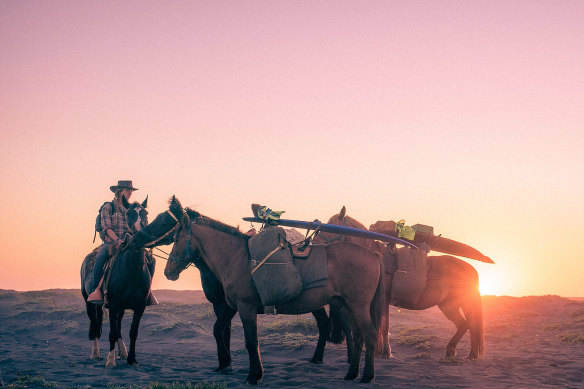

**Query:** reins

left=143, top=210, right=180, bottom=248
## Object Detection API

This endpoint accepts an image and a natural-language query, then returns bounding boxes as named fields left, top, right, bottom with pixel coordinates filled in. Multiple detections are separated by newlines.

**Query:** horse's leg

left=106, top=308, right=119, bottom=367
left=212, top=301, right=237, bottom=373
left=127, top=305, right=146, bottom=365
left=310, top=307, right=330, bottom=364
left=438, top=300, right=468, bottom=358
left=344, top=310, right=363, bottom=381
left=86, top=301, right=102, bottom=360
left=461, top=293, right=485, bottom=359
left=346, top=303, right=377, bottom=383
left=116, top=310, right=128, bottom=359
left=239, top=305, right=263, bottom=385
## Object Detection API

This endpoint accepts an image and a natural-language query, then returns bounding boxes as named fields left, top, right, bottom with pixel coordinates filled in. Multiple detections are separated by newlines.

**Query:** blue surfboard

left=242, top=217, right=418, bottom=249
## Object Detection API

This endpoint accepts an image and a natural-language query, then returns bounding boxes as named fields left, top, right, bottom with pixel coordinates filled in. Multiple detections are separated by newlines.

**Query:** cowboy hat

left=110, top=180, right=138, bottom=192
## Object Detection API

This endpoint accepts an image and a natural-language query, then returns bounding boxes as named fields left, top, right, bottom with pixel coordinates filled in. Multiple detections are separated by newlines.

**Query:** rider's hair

left=114, top=188, right=123, bottom=200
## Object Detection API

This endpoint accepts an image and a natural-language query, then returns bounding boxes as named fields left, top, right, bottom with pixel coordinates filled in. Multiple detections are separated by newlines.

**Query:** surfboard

left=242, top=217, right=418, bottom=249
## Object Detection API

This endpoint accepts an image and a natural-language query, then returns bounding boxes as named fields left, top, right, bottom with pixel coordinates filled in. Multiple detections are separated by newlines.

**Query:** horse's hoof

left=360, top=376, right=375, bottom=384
left=343, top=373, right=357, bottom=381
left=245, top=376, right=258, bottom=385
left=127, top=358, right=138, bottom=366
left=215, top=366, right=232, bottom=375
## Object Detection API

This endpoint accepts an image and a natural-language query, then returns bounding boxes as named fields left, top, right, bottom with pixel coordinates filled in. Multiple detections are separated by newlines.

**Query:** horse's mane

left=186, top=208, right=249, bottom=240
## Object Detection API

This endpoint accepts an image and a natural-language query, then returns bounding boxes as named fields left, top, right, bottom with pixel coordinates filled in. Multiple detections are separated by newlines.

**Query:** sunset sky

left=1, top=1, right=583, bottom=297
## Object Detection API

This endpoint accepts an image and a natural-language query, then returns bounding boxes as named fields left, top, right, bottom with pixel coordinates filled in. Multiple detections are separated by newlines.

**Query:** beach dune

left=0, top=289, right=583, bottom=388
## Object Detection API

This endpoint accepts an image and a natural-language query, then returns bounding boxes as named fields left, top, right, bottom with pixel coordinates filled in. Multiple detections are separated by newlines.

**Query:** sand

left=0, top=289, right=583, bottom=388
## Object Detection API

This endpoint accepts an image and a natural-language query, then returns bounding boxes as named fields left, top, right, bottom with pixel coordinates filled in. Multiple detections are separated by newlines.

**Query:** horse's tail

left=329, top=303, right=347, bottom=344
left=370, top=263, right=385, bottom=336
left=468, top=288, right=485, bottom=359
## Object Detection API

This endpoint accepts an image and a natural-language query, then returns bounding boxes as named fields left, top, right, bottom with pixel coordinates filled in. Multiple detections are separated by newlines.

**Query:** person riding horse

left=87, top=180, right=157, bottom=305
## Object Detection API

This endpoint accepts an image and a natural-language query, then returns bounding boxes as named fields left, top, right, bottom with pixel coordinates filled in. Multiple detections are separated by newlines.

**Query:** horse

left=165, top=211, right=385, bottom=384
left=80, top=196, right=154, bottom=367
left=129, top=196, right=343, bottom=372
left=319, top=207, right=485, bottom=360
left=130, top=196, right=238, bottom=373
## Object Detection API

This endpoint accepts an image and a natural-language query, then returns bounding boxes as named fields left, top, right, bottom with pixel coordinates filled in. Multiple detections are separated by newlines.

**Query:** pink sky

left=1, top=1, right=583, bottom=296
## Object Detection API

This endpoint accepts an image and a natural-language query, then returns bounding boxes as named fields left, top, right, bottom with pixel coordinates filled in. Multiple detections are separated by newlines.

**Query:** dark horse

left=319, top=207, right=485, bottom=360
left=165, top=211, right=385, bottom=384
left=80, top=197, right=153, bottom=366
left=129, top=196, right=338, bottom=374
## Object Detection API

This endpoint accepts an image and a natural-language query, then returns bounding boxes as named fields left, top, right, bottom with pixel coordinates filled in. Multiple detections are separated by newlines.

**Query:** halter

left=141, top=210, right=181, bottom=248
left=167, top=221, right=193, bottom=268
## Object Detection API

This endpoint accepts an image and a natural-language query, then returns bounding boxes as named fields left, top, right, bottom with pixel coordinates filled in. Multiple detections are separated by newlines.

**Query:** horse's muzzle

left=164, top=269, right=180, bottom=281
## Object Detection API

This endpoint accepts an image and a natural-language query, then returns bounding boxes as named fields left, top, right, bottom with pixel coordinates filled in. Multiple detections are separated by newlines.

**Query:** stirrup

left=146, top=292, right=159, bottom=306
left=87, top=289, right=104, bottom=305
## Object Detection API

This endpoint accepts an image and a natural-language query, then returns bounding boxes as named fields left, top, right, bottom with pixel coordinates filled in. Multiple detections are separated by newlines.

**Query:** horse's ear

left=339, top=206, right=346, bottom=219
left=141, top=195, right=148, bottom=208
left=122, top=194, right=130, bottom=208
left=181, top=212, right=190, bottom=228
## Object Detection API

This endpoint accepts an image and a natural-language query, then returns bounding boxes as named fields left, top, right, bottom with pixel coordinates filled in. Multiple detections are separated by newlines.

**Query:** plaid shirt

left=100, top=202, right=131, bottom=243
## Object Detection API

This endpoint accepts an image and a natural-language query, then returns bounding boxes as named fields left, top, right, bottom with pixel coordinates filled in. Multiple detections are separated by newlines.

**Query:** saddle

left=248, top=226, right=328, bottom=307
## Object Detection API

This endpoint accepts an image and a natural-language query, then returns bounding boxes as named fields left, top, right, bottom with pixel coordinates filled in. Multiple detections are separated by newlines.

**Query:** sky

left=1, top=1, right=583, bottom=297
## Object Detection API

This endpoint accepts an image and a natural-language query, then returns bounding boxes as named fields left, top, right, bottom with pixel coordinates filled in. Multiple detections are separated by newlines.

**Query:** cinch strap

left=251, top=243, right=284, bottom=275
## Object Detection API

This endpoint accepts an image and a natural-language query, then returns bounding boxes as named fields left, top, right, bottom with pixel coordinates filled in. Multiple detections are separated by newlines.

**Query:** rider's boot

left=87, top=289, right=104, bottom=305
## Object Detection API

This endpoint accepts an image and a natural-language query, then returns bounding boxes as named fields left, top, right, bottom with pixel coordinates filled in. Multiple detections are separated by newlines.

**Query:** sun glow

left=475, top=262, right=510, bottom=296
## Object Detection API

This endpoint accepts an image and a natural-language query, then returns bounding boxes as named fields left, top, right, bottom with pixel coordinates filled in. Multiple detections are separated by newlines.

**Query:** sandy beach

left=0, top=289, right=582, bottom=388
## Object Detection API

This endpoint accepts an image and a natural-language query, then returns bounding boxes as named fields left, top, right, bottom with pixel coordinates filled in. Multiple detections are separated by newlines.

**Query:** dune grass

left=559, top=332, right=584, bottom=344
left=5, top=375, right=56, bottom=388
left=260, top=332, right=318, bottom=350
left=261, top=315, right=317, bottom=332
left=395, top=327, right=433, bottom=349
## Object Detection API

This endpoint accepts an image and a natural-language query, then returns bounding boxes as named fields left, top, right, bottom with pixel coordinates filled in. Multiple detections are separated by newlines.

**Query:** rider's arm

left=101, top=203, right=122, bottom=246
left=105, top=229, right=122, bottom=245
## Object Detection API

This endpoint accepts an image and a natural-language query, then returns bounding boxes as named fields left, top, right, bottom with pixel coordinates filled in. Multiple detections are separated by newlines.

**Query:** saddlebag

left=390, top=247, right=428, bottom=306
left=248, top=226, right=302, bottom=306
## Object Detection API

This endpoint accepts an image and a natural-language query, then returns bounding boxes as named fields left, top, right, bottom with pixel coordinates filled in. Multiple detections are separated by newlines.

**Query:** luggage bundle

left=389, top=247, right=428, bottom=307
left=248, top=226, right=302, bottom=306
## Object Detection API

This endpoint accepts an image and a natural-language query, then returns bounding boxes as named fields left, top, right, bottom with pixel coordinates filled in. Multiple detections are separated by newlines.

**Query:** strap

left=166, top=209, right=179, bottom=222
left=251, top=242, right=284, bottom=275
left=144, top=224, right=178, bottom=248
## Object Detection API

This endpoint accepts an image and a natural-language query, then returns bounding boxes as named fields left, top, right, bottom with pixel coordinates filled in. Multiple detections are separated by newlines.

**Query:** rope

left=251, top=242, right=284, bottom=275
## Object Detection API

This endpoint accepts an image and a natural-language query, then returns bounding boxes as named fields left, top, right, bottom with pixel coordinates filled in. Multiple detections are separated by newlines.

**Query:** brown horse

left=165, top=212, right=385, bottom=384
left=322, top=207, right=485, bottom=360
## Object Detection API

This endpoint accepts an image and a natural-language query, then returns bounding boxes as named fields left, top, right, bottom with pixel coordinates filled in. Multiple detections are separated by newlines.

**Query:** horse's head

left=126, top=196, right=149, bottom=233
left=317, top=206, right=371, bottom=248
left=129, top=195, right=188, bottom=249
left=164, top=212, right=193, bottom=281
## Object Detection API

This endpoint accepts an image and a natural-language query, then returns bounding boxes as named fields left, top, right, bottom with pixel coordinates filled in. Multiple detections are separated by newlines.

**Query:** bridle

left=136, top=210, right=181, bottom=248
left=167, top=220, right=194, bottom=270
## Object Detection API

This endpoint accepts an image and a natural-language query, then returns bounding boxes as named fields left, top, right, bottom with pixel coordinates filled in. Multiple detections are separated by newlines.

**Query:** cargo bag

left=390, top=247, right=428, bottom=306
left=248, top=226, right=302, bottom=306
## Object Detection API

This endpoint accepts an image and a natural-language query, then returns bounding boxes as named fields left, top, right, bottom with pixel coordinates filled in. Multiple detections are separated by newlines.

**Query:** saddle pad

left=293, top=244, right=327, bottom=290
